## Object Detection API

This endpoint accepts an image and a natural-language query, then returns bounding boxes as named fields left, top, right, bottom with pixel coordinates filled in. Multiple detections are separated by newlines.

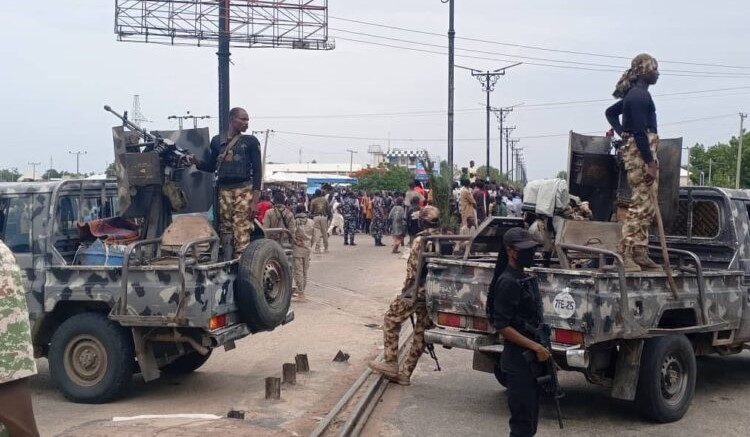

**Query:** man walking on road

left=292, top=205, right=314, bottom=301
left=309, top=189, right=330, bottom=253
left=192, top=107, right=262, bottom=258
left=341, top=191, right=359, bottom=246
left=369, top=206, right=442, bottom=385
left=371, top=192, right=387, bottom=246
left=605, top=53, right=662, bottom=272
left=0, top=240, right=40, bottom=437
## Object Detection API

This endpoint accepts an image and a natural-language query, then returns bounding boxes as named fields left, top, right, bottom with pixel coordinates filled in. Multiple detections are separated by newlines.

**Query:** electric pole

left=445, top=0, right=456, bottom=176
left=69, top=150, right=87, bottom=176
left=253, top=129, right=273, bottom=189
left=736, top=112, right=747, bottom=189
left=346, top=149, right=358, bottom=172
left=491, top=106, right=513, bottom=179
left=502, top=125, right=516, bottom=177
left=168, top=112, right=212, bottom=130
left=28, top=162, right=41, bottom=180
left=461, top=62, right=521, bottom=182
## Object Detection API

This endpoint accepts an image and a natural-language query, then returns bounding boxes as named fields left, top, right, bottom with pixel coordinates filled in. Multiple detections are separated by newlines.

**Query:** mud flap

left=611, top=339, right=644, bottom=401
left=472, top=351, right=497, bottom=373
left=132, top=327, right=160, bottom=382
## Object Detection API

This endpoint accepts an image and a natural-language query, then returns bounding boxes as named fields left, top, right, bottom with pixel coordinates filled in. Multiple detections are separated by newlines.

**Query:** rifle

left=404, top=236, right=441, bottom=371
left=517, top=277, right=564, bottom=429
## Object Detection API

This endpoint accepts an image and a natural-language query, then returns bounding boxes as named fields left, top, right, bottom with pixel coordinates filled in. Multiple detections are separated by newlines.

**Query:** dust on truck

left=423, top=132, right=750, bottom=423
left=0, top=111, right=293, bottom=403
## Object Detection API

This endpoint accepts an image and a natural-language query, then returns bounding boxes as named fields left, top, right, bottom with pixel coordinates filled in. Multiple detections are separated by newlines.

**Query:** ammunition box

left=124, top=152, right=162, bottom=186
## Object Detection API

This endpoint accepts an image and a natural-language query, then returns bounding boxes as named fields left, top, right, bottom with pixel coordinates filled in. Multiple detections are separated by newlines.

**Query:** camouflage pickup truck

left=424, top=133, right=750, bottom=423
left=0, top=124, right=293, bottom=404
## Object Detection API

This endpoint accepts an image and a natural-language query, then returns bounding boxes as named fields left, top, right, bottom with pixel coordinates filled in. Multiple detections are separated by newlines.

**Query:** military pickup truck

left=0, top=119, right=293, bottom=404
left=423, top=132, right=750, bottom=423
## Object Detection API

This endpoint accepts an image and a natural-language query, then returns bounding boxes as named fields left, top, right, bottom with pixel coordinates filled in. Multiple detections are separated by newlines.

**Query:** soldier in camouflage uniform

left=371, top=192, right=386, bottom=246
left=369, top=206, right=441, bottom=385
left=193, top=107, right=262, bottom=258
left=0, top=240, right=40, bottom=437
left=341, top=191, right=360, bottom=246
left=606, top=53, right=662, bottom=272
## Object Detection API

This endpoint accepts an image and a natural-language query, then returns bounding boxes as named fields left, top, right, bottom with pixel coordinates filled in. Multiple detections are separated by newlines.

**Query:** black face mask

left=516, top=248, right=536, bottom=268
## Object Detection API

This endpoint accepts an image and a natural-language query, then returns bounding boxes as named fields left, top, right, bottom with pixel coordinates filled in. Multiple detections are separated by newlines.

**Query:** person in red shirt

left=413, top=180, right=427, bottom=208
left=256, top=193, right=273, bottom=224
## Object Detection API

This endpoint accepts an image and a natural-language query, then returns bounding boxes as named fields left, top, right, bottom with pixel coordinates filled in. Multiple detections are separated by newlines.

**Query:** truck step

left=647, top=321, right=729, bottom=335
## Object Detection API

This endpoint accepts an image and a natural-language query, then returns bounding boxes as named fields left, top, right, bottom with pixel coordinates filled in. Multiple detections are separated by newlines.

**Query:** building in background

left=385, top=149, right=429, bottom=170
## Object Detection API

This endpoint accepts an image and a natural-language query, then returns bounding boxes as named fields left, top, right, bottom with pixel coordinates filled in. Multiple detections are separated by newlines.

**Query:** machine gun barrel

left=103, top=105, right=156, bottom=142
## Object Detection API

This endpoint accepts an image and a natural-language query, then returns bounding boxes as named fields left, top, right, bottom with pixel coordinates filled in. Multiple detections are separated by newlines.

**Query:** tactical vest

left=218, top=137, right=254, bottom=182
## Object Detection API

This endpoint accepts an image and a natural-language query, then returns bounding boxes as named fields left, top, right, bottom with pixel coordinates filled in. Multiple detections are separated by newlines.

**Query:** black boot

left=344, top=237, right=350, bottom=246
left=350, top=238, right=357, bottom=246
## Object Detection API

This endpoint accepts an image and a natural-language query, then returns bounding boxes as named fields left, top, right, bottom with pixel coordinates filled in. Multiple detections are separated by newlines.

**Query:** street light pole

left=445, top=0, right=455, bottom=176
left=736, top=112, right=747, bottom=189
left=69, top=150, right=87, bottom=176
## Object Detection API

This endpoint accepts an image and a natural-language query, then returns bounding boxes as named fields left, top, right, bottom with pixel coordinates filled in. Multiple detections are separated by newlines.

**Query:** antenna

left=131, top=95, right=150, bottom=126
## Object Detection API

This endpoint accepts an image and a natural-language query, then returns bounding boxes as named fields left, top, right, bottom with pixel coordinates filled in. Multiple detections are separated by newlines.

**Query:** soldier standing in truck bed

left=605, top=53, right=662, bottom=272
left=192, top=107, right=262, bottom=258
left=369, top=206, right=441, bottom=386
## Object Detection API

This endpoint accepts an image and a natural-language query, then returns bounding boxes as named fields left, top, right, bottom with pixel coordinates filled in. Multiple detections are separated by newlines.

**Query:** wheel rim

left=661, top=352, right=688, bottom=407
left=262, top=258, right=285, bottom=305
left=63, top=334, right=108, bottom=387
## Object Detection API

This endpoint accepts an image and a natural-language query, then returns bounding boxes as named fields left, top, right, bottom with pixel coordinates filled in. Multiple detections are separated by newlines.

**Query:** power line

left=329, top=16, right=750, bottom=70
left=335, top=35, right=750, bottom=78
left=332, top=28, right=750, bottom=77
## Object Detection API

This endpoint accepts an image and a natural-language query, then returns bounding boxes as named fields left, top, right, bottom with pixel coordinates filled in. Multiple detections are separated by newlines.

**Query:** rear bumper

left=425, top=327, right=589, bottom=369
left=207, top=322, right=251, bottom=347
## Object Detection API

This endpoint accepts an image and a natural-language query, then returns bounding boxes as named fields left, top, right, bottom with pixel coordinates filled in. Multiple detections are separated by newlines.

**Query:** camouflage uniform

left=292, top=213, right=314, bottom=297
left=309, top=196, right=329, bottom=253
left=341, top=196, right=359, bottom=245
left=371, top=195, right=386, bottom=244
left=377, top=207, right=441, bottom=380
left=621, top=133, right=659, bottom=252
left=0, top=240, right=40, bottom=436
left=219, top=185, right=255, bottom=257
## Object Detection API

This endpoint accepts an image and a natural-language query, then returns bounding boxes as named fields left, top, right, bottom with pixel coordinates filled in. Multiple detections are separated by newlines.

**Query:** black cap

left=503, top=227, right=539, bottom=250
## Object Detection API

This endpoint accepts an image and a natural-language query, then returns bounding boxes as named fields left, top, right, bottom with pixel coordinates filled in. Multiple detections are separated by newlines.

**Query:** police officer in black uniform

left=489, top=227, right=550, bottom=437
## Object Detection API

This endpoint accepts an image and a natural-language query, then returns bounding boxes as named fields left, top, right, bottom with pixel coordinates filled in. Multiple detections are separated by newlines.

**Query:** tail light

left=552, top=328, right=584, bottom=345
left=209, top=314, right=228, bottom=331
left=472, top=317, right=489, bottom=331
left=437, top=312, right=463, bottom=328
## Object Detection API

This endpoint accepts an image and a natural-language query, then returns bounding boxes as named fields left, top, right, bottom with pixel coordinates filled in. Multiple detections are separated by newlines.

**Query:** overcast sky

left=2, top=1, right=749, bottom=179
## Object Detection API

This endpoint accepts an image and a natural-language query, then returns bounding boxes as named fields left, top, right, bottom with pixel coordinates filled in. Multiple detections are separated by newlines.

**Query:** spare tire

left=236, top=238, right=293, bottom=332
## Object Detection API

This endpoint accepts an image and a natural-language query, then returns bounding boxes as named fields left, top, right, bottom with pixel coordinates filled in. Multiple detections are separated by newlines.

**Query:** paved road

left=367, top=342, right=750, bottom=436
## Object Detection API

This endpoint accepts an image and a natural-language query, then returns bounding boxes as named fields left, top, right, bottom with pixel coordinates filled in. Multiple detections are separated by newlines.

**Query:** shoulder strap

left=216, top=135, right=243, bottom=172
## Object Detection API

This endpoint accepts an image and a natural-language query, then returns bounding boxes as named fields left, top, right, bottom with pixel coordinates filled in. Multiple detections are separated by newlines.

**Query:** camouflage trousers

left=219, top=184, right=254, bottom=257
left=293, top=255, right=309, bottom=293
left=621, top=133, right=659, bottom=252
left=311, top=216, right=329, bottom=252
left=371, top=217, right=385, bottom=240
left=383, top=293, right=434, bottom=377
left=343, top=216, right=357, bottom=240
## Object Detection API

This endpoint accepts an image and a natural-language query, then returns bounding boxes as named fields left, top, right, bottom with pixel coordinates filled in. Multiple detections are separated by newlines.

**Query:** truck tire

left=237, top=238, right=292, bottom=332
left=161, top=350, right=212, bottom=375
left=494, top=356, right=508, bottom=388
left=636, top=335, right=696, bottom=423
left=49, top=313, right=134, bottom=403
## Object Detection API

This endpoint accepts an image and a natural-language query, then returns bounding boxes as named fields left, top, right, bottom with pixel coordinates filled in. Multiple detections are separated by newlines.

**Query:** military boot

left=621, top=247, right=642, bottom=273
left=344, top=237, right=350, bottom=246
left=633, top=246, right=663, bottom=272
left=369, top=360, right=398, bottom=378
left=384, top=372, right=411, bottom=386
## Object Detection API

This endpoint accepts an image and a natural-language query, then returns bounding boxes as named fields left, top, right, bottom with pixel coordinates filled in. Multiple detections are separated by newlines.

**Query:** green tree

left=42, top=168, right=62, bottom=180
left=476, top=165, right=507, bottom=183
left=688, top=129, right=750, bottom=188
left=0, top=168, right=21, bottom=182
left=352, top=165, right=413, bottom=192
left=428, top=160, right=457, bottom=232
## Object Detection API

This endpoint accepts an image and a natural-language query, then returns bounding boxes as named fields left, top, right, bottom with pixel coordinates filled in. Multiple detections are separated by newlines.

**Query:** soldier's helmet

left=419, top=205, right=440, bottom=226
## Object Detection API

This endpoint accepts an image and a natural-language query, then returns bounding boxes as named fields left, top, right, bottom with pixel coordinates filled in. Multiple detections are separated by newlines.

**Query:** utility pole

left=168, top=112, right=212, bottom=130
left=217, top=0, right=231, bottom=142
left=346, top=149, right=358, bottom=172
left=445, top=0, right=455, bottom=176
left=462, top=63, right=521, bottom=182
left=736, top=112, right=747, bottom=189
left=502, top=126, right=516, bottom=177
left=491, top=107, right=513, bottom=179
left=28, top=162, right=41, bottom=180
left=69, top=150, right=87, bottom=176
left=299, top=148, right=303, bottom=164
left=259, top=129, right=273, bottom=189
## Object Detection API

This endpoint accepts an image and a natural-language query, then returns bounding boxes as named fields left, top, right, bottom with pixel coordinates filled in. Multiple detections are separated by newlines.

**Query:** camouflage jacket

left=0, top=240, right=37, bottom=384
left=402, top=228, right=441, bottom=298
left=263, top=205, right=296, bottom=246
left=293, top=214, right=314, bottom=258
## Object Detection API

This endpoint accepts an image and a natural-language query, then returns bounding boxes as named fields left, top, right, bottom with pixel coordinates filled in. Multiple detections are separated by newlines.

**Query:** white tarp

left=523, top=178, right=569, bottom=217
left=264, top=172, right=355, bottom=183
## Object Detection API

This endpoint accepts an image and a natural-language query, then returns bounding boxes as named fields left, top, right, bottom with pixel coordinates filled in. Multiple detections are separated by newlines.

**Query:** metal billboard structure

left=114, top=0, right=334, bottom=138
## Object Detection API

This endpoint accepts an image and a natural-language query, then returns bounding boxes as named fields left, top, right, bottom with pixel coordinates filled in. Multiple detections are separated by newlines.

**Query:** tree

left=556, top=170, right=568, bottom=180
left=689, top=129, right=750, bottom=188
left=475, top=165, right=507, bottom=183
left=43, top=168, right=63, bottom=180
left=0, top=168, right=21, bottom=182
left=352, top=164, right=413, bottom=192
left=428, top=160, right=457, bottom=232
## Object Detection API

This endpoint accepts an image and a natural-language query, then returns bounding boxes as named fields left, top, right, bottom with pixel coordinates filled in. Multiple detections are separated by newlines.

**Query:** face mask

left=516, top=248, right=536, bottom=268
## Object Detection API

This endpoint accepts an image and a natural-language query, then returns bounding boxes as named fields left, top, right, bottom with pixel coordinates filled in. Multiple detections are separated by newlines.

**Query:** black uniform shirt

left=490, top=266, right=541, bottom=333
left=605, top=84, right=658, bottom=163
left=197, top=134, right=262, bottom=187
